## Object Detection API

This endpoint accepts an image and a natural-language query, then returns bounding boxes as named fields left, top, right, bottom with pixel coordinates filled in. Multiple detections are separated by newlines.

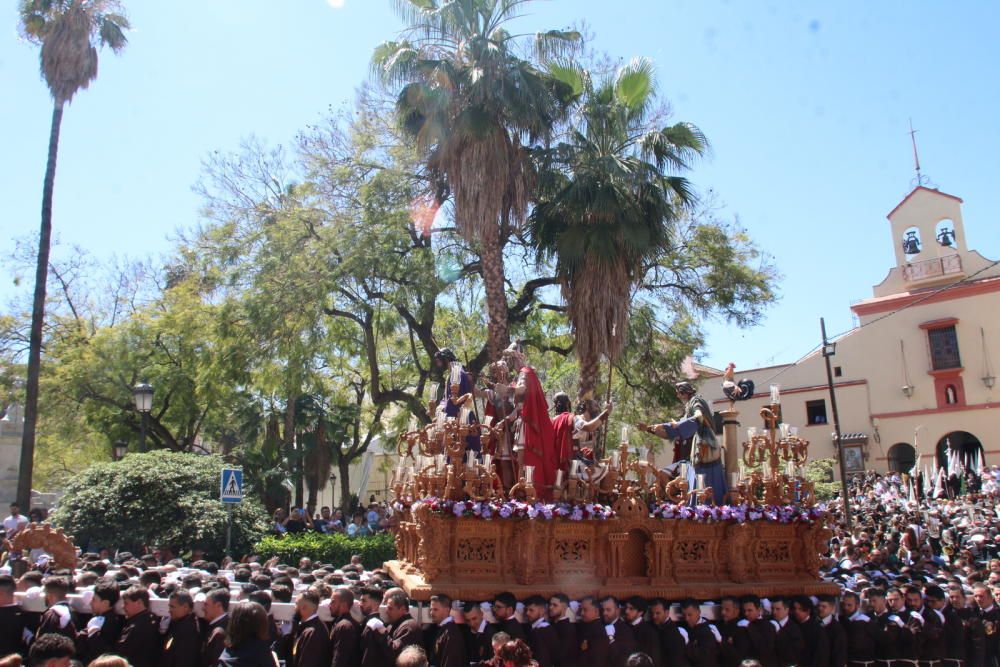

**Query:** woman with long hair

left=217, top=601, right=279, bottom=667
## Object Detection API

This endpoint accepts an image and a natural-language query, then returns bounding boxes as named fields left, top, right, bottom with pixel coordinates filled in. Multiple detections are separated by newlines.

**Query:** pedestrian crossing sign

left=220, top=468, right=243, bottom=503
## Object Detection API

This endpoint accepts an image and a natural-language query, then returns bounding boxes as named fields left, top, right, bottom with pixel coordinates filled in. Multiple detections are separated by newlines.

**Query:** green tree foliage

left=50, top=451, right=268, bottom=558
left=530, top=58, right=708, bottom=397
left=373, top=0, right=580, bottom=360
left=254, top=532, right=395, bottom=569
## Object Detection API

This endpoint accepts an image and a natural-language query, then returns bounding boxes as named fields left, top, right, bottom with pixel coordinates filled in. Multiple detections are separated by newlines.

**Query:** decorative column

left=720, top=407, right=741, bottom=480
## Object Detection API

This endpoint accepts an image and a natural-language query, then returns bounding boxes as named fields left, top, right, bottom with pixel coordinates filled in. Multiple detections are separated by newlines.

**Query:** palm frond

left=614, top=57, right=656, bottom=111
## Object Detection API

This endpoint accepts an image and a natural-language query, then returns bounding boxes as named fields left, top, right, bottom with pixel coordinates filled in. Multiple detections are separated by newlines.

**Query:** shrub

left=254, top=532, right=396, bottom=569
left=50, top=451, right=269, bottom=559
left=804, top=457, right=840, bottom=501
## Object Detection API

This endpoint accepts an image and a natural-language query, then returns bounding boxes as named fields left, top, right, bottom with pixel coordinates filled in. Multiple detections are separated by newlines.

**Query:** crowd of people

left=270, top=500, right=392, bottom=538
left=1, top=464, right=998, bottom=667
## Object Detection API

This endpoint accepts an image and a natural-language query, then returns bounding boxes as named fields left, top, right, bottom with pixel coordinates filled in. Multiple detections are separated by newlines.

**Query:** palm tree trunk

left=577, top=350, right=601, bottom=400
left=479, top=224, right=510, bottom=361
left=337, top=457, right=352, bottom=515
left=17, top=101, right=64, bottom=509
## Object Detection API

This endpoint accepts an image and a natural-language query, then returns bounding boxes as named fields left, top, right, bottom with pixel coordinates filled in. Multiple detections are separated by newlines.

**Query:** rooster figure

left=721, top=362, right=755, bottom=402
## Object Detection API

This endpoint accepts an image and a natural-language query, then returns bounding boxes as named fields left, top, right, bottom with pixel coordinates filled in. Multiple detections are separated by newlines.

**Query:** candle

left=407, top=466, right=415, bottom=481
left=483, top=415, right=494, bottom=428
left=770, top=384, right=781, bottom=405
left=436, top=410, right=446, bottom=427
left=466, top=450, right=476, bottom=467
left=730, top=472, right=739, bottom=488
left=459, top=405, right=470, bottom=424
left=435, top=454, right=445, bottom=472
left=621, top=425, right=629, bottom=444
left=738, top=459, right=746, bottom=481
left=429, top=382, right=440, bottom=401
left=571, top=460, right=581, bottom=477
left=639, top=446, right=649, bottom=460
left=680, top=463, right=689, bottom=480
left=747, top=427, right=757, bottom=442
left=556, top=469, right=564, bottom=487
left=525, top=466, right=535, bottom=484
left=696, top=474, right=705, bottom=490
left=780, top=423, right=790, bottom=440
left=789, top=426, right=798, bottom=438
left=610, top=451, right=620, bottom=467
left=483, top=454, right=493, bottom=470
left=395, top=465, right=404, bottom=482
left=786, top=460, right=795, bottom=477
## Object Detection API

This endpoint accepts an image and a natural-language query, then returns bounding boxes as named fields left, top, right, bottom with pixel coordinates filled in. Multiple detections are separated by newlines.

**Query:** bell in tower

left=902, top=229, right=921, bottom=255
left=937, top=226, right=956, bottom=247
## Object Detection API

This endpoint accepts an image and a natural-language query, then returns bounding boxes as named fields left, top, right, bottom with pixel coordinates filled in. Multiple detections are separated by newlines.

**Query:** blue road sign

left=220, top=468, right=243, bottom=503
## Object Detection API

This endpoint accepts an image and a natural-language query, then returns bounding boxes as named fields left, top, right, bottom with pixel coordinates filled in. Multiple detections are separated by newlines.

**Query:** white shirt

left=3, top=514, right=27, bottom=537
left=531, top=617, right=549, bottom=629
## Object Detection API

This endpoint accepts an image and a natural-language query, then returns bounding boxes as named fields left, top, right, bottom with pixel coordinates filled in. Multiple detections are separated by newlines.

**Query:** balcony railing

left=903, top=254, right=963, bottom=282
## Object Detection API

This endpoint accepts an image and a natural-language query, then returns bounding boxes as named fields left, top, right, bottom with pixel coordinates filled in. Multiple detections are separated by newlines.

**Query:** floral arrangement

left=649, top=502, right=827, bottom=524
left=406, top=497, right=616, bottom=521
left=392, top=497, right=825, bottom=524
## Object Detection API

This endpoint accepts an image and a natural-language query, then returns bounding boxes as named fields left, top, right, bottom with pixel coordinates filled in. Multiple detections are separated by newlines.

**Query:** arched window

left=887, top=443, right=916, bottom=473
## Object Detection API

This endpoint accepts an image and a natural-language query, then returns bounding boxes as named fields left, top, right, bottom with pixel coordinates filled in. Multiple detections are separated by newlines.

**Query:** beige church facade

left=696, top=186, right=1000, bottom=478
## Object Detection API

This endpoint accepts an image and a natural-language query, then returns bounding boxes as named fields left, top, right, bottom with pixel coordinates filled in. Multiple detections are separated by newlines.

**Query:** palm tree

left=372, top=0, right=579, bottom=361
left=528, top=58, right=707, bottom=398
left=16, top=1, right=129, bottom=507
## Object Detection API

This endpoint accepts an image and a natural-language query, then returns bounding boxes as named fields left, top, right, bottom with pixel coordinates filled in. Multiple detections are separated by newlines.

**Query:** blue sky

left=3, top=0, right=999, bottom=371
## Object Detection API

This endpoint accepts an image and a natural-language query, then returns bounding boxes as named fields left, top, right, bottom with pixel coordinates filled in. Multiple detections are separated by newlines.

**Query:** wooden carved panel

left=457, top=538, right=497, bottom=562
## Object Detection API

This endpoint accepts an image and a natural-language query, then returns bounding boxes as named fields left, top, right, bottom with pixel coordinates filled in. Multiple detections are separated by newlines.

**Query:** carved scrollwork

left=555, top=539, right=590, bottom=562
left=674, top=540, right=708, bottom=562
left=457, top=538, right=497, bottom=563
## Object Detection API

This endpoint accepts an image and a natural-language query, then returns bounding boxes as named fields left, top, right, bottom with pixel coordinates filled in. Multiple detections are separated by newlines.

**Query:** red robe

left=552, top=411, right=575, bottom=473
left=519, top=367, right=556, bottom=501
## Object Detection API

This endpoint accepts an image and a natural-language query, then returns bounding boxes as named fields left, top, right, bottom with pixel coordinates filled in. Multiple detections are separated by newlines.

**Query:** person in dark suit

left=601, top=595, right=636, bottom=667
left=374, top=588, right=423, bottom=665
left=817, top=595, right=848, bottom=667
left=741, top=595, right=777, bottom=667
left=201, top=587, right=231, bottom=667
left=716, top=596, right=749, bottom=667
left=576, top=597, right=611, bottom=667
left=972, top=584, right=998, bottom=667
left=941, top=585, right=968, bottom=665
left=650, top=597, right=688, bottom=667
left=464, top=602, right=497, bottom=664
left=768, top=597, right=803, bottom=667
left=681, top=598, right=721, bottom=667
left=622, top=596, right=661, bottom=666
left=161, top=589, right=204, bottom=667
left=329, top=588, right=360, bottom=667
left=75, top=579, right=123, bottom=665
left=791, top=595, right=830, bottom=667
left=865, top=588, right=901, bottom=664
left=914, top=585, right=947, bottom=662
left=115, top=585, right=162, bottom=667
left=35, top=576, right=77, bottom=642
left=429, top=593, right=467, bottom=667
left=547, top=593, right=576, bottom=667
left=291, top=589, right=330, bottom=667
left=523, top=595, right=559, bottom=667
left=359, top=587, right=386, bottom=667
left=492, top=592, right=526, bottom=642
left=837, top=591, right=875, bottom=665
left=0, top=574, right=26, bottom=658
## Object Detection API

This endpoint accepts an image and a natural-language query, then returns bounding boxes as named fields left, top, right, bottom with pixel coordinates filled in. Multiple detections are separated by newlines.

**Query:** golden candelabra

left=737, top=400, right=816, bottom=507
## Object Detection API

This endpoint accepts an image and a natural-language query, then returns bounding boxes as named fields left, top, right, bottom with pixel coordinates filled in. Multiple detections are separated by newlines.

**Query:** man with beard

left=548, top=593, right=576, bottom=667
left=524, top=595, right=558, bottom=667
left=740, top=595, right=776, bottom=667
left=716, top=596, right=749, bottom=667
left=329, top=588, right=360, bottom=667
left=838, top=591, right=875, bottom=666
left=625, top=596, right=662, bottom=666
left=650, top=598, right=688, bottom=667
left=600, top=596, right=636, bottom=667
left=291, top=589, right=330, bottom=667
left=360, top=588, right=386, bottom=667
left=791, top=596, right=830, bottom=667
left=492, top=593, right=526, bottom=641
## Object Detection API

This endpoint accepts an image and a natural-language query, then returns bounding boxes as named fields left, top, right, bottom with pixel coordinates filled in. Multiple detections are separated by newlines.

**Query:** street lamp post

left=113, top=440, right=128, bottom=461
left=821, top=318, right=852, bottom=530
left=132, top=382, right=154, bottom=453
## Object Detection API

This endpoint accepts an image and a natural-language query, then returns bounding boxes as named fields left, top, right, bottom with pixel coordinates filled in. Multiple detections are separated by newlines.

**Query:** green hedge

left=254, top=532, right=397, bottom=569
